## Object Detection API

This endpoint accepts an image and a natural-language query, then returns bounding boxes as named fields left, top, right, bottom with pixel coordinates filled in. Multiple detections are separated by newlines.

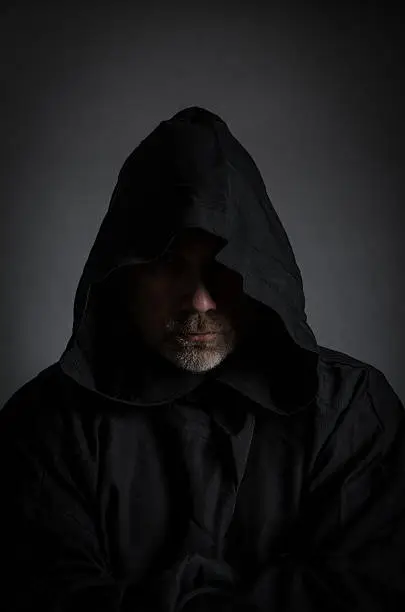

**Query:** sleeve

left=0, top=397, right=159, bottom=612
left=234, top=366, right=405, bottom=612
left=153, top=553, right=239, bottom=612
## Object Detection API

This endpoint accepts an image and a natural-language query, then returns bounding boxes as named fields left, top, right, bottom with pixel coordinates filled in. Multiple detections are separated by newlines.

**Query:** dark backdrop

left=1, top=0, right=404, bottom=407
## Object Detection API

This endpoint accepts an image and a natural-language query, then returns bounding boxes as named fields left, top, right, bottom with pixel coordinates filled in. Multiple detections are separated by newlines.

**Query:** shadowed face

left=125, top=228, right=252, bottom=372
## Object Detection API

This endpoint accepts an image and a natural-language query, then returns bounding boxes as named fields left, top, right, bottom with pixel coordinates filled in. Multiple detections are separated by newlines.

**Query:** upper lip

left=185, top=331, right=218, bottom=335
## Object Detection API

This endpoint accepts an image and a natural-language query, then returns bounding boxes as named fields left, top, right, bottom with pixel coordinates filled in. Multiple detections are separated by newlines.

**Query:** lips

left=183, top=333, right=218, bottom=342
left=181, top=332, right=219, bottom=337
left=185, top=331, right=217, bottom=336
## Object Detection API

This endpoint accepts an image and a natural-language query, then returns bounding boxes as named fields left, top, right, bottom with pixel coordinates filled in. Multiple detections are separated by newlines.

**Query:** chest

left=94, top=405, right=311, bottom=581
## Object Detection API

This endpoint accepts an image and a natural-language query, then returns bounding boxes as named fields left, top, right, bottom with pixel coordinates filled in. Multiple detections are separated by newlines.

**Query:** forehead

left=167, top=228, right=225, bottom=255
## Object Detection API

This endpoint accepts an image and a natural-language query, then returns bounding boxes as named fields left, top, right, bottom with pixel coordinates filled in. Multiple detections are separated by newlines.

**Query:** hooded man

left=1, top=106, right=405, bottom=612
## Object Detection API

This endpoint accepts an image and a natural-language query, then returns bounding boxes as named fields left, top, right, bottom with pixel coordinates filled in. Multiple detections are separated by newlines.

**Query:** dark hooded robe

left=1, top=106, right=405, bottom=612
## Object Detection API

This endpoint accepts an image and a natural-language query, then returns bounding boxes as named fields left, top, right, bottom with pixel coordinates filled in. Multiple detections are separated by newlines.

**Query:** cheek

left=214, top=271, right=244, bottom=306
left=217, top=276, right=249, bottom=325
left=135, top=282, right=173, bottom=325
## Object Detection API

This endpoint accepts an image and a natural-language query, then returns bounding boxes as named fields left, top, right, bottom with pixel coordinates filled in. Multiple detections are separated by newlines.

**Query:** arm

left=0, top=396, right=157, bottom=612
left=236, top=366, right=405, bottom=612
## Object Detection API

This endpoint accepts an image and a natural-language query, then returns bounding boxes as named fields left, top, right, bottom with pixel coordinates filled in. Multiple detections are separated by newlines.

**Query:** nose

left=191, top=280, right=217, bottom=312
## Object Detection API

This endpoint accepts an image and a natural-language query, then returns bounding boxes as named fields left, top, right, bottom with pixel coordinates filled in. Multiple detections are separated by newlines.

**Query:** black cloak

left=1, top=106, right=404, bottom=612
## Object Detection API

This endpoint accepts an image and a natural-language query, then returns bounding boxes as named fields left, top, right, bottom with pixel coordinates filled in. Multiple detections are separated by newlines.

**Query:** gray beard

left=158, top=329, right=238, bottom=373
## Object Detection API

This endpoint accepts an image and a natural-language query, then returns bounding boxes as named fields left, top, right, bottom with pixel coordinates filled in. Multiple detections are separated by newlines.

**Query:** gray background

left=1, top=1, right=404, bottom=408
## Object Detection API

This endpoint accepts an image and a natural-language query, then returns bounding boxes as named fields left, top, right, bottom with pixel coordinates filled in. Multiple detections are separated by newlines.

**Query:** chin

left=165, top=353, right=227, bottom=373
left=159, top=340, right=234, bottom=373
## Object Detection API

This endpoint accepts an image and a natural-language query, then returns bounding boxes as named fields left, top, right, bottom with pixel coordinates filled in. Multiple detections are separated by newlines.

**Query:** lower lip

left=182, top=333, right=218, bottom=341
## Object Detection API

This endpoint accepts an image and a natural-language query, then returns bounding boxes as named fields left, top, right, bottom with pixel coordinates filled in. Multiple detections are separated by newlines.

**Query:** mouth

left=177, top=332, right=220, bottom=342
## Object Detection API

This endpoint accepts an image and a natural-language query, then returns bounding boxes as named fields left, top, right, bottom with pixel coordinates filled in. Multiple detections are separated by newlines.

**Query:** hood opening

left=59, top=106, right=319, bottom=414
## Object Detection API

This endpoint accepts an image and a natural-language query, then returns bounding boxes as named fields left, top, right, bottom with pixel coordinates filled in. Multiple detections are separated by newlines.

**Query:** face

left=125, top=228, right=251, bottom=373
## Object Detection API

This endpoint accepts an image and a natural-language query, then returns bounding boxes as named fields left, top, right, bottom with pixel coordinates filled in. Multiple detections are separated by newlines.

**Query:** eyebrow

left=166, top=248, right=216, bottom=260
left=161, top=248, right=220, bottom=269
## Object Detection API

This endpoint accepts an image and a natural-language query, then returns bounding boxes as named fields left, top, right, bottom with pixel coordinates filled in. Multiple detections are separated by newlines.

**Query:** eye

left=158, top=252, right=186, bottom=273
left=161, top=252, right=177, bottom=263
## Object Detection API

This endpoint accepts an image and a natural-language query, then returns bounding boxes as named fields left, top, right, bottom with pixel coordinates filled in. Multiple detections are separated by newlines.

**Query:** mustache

left=167, top=315, right=227, bottom=335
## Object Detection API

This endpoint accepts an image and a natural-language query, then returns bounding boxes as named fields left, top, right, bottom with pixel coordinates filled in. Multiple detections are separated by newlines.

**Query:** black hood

left=59, top=106, right=320, bottom=415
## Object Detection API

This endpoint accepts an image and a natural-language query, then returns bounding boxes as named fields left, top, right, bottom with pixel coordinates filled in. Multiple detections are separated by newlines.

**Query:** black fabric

left=1, top=106, right=405, bottom=611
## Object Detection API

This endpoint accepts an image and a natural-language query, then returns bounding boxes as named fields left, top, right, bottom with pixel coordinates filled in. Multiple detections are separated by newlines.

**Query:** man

left=1, top=106, right=405, bottom=612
